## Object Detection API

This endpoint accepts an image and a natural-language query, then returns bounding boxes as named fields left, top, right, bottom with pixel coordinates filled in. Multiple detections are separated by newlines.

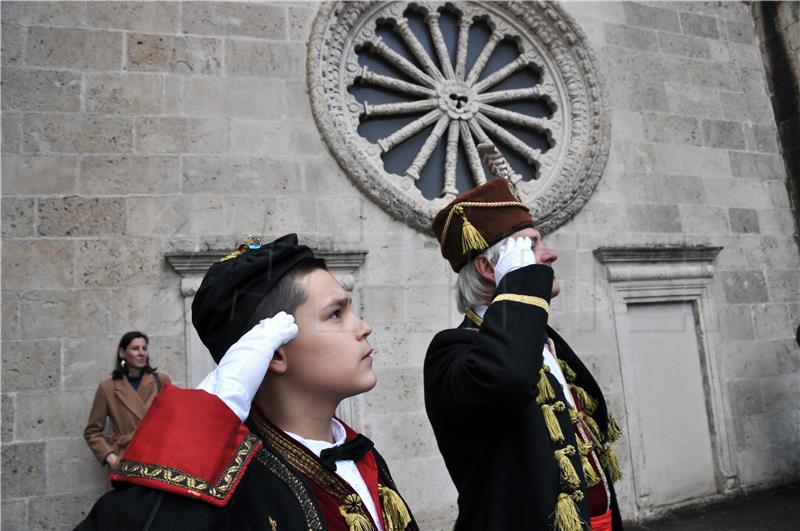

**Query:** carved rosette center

left=439, top=81, right=478, bottom=119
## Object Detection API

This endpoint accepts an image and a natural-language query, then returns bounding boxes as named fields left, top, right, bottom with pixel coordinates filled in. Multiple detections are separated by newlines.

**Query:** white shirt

left=474, top=305, right=575, bottom=408
left=286, top=419, right=384, bottom=531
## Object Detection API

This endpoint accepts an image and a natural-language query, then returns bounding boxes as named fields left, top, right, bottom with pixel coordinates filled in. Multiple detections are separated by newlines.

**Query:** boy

left=77, top=234, right=417, bottom=531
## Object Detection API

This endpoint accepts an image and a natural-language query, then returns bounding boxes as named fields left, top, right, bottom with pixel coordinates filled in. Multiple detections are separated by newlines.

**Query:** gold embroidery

left=256, top=449, right=324, bottom=531
left=115, top=432, right=259, bottom=501
left=466, top=308, right=483, bottom=327
left=492, top=293, right=550, bottom=313
left=268, top=516, right=278, bottom=531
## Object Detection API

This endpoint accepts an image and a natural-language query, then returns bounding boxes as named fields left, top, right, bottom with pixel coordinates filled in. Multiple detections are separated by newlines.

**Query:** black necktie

left=319, top=434, right=374, bottom=472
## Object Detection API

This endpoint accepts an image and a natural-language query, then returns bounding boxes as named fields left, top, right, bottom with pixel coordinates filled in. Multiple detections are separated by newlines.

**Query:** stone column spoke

left=372, top=39, right=437, bottom=88
left=479, top=103, right=550, bottom=133
left=358, top=67, right=437, bottom=98
left=426, top=13, right=456, bottom=79
left=363, top=99, right=438, bottom=118
left=460, top=120, right=487, bottom=186
left=455, top=18, right=471, bottom=81
left=477, top=86, right=544, bottom=104
left=442, top=120, right=460, bottom=197
left=377, top=109, right=440, bottom=153
left=476, top=113, right=541, bottom=165
left=406, top=115, right=449, bottom=180
left=394, top=20, right=446, bottom=83
left=473, top=55, right=531, bottom=94
left=466, top=32, right=502, bottom=85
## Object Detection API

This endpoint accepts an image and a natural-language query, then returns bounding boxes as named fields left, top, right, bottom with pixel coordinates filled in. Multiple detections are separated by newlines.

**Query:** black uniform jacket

left=424, top=264, right=623, bottom=530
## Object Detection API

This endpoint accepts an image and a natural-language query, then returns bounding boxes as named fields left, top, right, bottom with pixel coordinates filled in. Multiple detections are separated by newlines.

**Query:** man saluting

left=424, top=172, right=624, bottom=531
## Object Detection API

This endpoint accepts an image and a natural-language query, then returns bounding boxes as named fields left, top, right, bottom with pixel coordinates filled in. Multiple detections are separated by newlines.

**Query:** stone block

left=630, top=143, right=732, bottom=177
left=285, top=80, right=312, bottom=119
left=361, top=286, right=405, bottom=323
left=15, top=389, right=95, bottom=441
left=225, top=40, right=305, bottom=79
left=768, top=181, right=793, bottom=208
left=46, top=438, right=106, bottom=493
left=719, top=304, right=755, bottom=340
left=679, top=12, right=720, bottom=38
left=681, top=62, right=740, bottom=92
left=1, top=498, right=26, bottom=530
left=2, top=23, right=22, bottom=65
left=2, top=1, right=84, bottom=25
left=757, top=208, right=796, bottom=236
left=2, top=154, right=78, bottom=195
left=729, top=208, right=760, bottom=233
left=666, top=83, right=723, bottom=118
left=219, top=196, right=277, bottom=237
left=603, top=23, right=659, bottom=52
left=752, top=303, right=796, bottom=340
left=184, top=78, right=285, bottom=119
left=657, top=32, right=711, bottom=59
left=316, top=196, right=363, bottom=243
left=85, top=1, right=179, bottom=33
left=265, top=197, right=319, bottom=236
left=679, top=205, right=729, bottom=234
left=1, top=239, right=74, bottom=290
left=2, top=292, right=19, bottom=340
left=147, top=334, right=187, bottom=386
left=289, top=4, right=317, bottom=41
left=24, top=114, right=134, bottom=154
left=37, top=197, right=125, bottom=237
left=362, top=367, right=423, bottom=414
left=388, top=456, right=458, bottom=515
left=2, top=394, right=13, bottom=442
left=2, top=197, right=34, bottom=238
left=230, top=120, right=326, bottom=157
left=737, top=66, right=768, bottom=95
left=1, top=68, right=81, bottom=112
left=110, top=285, right=184, bottom=338
left=768, top=372, right=800, bottom=411
left=164, top=74, right=184, bottom=112
left=2, top=110, right=21, bottom=153
left=728, top=151, right=786, bottom=181
left=720, top=270, right=769, bottom=303
left=362, top=247, right=448, bottom=286
left=727, top=379, right=764, bottom=416
left=1, top=340, right=60, bottom=391
left=622, top=2, right=680, bottom=32
left=25, top=27, right=122, bottom=70
left=20, top=290, right=111, bottom=340
left=80, top=155, right=180, bottom=195
left=182, top=156, right=303, bottom=194
left=85, top=73, right=163, bottom=114
left=124, top=195, right=226, bottom=236
left=610, top=80, right=670, bottom=112
left=403, top=284, right=452, bottom=327
left=135, top=117, right=228, bottom=154
left=721, top=19, right=756, bottom=44
left=641, top=113, right=702, bottom=145
left=62, top=337, right=115, bottom=389
left=181, top=2, right=287, bottom=39
left=654, top=174, right=708, bottom=204
left=702, top=119, right=746, bottom=149
left=363, top=412, right=437, bottom=460
left=744, top=124, right=779, bottom=154
left=75, top=238, right=158, bottom=287
left=766, top=269, right=800, bottom=302
left=27, top=491, right=102, bottom=531
left=126, top=33, right=222, bottom=75
left=701, top=178, right=772, bottom=209
left=1, top=442, right=45, bottom=497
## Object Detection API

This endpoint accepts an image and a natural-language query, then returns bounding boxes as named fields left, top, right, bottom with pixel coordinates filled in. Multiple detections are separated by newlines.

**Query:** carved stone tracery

left=308, top=1, right=610, bottom=235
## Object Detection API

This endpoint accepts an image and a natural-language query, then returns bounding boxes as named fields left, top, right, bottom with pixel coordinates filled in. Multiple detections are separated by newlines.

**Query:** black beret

left=192, top=234, right=315, bottom=363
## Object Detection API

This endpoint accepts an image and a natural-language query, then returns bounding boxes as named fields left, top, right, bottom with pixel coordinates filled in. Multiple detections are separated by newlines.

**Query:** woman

left=83, top=332, right=171, bottom=470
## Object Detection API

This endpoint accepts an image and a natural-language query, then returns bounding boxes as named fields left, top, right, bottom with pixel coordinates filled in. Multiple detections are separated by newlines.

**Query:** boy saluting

left=77, top=234, right=417, bottom=531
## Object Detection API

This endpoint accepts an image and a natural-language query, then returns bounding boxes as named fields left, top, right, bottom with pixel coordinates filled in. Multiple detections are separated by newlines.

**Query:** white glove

left=493, top=236, right=536, bottom=285
left=197, top=311, right=298, bottom=421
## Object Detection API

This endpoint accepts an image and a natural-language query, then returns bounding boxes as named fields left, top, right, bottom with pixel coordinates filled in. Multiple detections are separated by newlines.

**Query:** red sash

left=590, top=509, right=613, bottom=531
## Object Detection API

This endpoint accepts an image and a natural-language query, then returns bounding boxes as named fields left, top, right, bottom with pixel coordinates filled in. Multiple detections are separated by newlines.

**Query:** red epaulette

left=110, top=384, right=262, bottom=507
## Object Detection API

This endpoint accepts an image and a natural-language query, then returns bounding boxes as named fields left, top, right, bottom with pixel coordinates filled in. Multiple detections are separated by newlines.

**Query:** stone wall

left=1, top=2, right=798, bottom=529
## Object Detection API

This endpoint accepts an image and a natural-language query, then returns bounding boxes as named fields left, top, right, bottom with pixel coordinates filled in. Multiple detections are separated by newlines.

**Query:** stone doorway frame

left=594, top=246, right=738, bottom=520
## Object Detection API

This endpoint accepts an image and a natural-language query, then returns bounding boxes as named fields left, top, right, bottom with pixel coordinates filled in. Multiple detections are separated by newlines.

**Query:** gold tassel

left=554, top=446, right=580, bottom=488
left=558, top=359, right=577, bottom=382
left=454, top=205, right=488, bottom=254
left=570, top=385, right=597, bottom=415
left=537, top=366, right=557, bottom=405
left=339, top=494, right=375, bottom=531
left=606, top=445, right=623, bottom=481
left=569, top=407, right=578, bottom=424
left=607, top=414, right=623, bottom=442
left=554, top=491, right=584, bottom=531
left=578, top=442, right=600, bottom=487
left=581, top=412, right=602, bottom=442
left=378, top=485, right=411, bottom=531
left=542, top=401, right=567, bottom=443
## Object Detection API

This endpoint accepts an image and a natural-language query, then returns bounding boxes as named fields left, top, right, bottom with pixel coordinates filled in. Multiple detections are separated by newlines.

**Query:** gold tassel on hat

left=554, top=491, right=584, bottom=531
left=605, top=444, right=623, bottom=481
left=378, top=485, right=411, bottom=531
left=454, top=205, right=488, bottom=254
left=607, top=414, right=623, bottom=442
left=570, top=385, right=597, bottom=415
left=339, top=494, right=375, bottom=531
left=542, top=401, right=567, bottom=443
left=537, top=366, right=557, bottom=405
left=578, top=442, right=600, bottom=487
left=554, top=446, right=580, bottom=488
left=558, top=360, right=577, bottom=382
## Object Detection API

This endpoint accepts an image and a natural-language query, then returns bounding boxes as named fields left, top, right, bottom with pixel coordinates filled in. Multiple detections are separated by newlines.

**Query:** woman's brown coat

left=83, top=372, right=171, bottom=465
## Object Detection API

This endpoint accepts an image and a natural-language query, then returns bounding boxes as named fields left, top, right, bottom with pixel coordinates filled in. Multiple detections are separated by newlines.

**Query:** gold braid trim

left=438, top=200, right=529, bottom=251
left=339, top=494, right=374, bottom=531
left=554, top=445, right=580, bottom=488
left=541, top=401, right=567, bottom=443
left=379, top=485, right=412, bottom=531
left=537, top=365, right=557, bottom=405
left=554, top=491, right=585, bottom=531
left=465, top=308, right=483, bottom=327
left=492, top=293, right=550, bottom=314
left=558, top=359, right=577, bottom=382
left=570, top=384, right=597, bottom=415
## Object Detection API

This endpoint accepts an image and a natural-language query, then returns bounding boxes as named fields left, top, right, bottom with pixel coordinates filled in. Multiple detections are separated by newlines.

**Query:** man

left=77, top=234, right=417, bottom=531
left=424, top=179, right=624, bottom=531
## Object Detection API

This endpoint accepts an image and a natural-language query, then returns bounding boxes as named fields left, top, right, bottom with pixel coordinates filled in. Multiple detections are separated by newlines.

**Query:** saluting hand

left=493, top=236, right=536, bottom=285
left=197, top=311, right=298, bottom=421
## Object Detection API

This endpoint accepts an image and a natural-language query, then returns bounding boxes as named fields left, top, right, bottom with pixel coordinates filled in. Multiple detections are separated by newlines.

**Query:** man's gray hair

left=455, top=237, right=506, bottom=314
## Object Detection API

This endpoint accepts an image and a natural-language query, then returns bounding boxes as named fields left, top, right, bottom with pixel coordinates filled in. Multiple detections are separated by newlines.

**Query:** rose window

left=309, top=1, right=610, bottom=234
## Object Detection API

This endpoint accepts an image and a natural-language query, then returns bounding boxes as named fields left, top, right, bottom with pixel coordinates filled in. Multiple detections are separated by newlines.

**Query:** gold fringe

left=558, top=359, right=577, bottom=382
left=537, top=366, right=557, bottom=405
left=554, top=491, right=584, bottom=531
left=339, top=494, right=375, bottom=531
left=554, top=445, right=580, bottom=488
left=607, top=414, right=623, bottom=442
left=606, top=445, right=623, bottom=481
left=570, top=385, right=597, bottom=415
left=454, top=205, right=488, bottom=254
left=378, top=485, right=411, bottom=531
left=542, top=401, right=567, bottom=443
left=569, top=407, right=578, bottom=424
left=578, top=441, right=600, bottom=488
